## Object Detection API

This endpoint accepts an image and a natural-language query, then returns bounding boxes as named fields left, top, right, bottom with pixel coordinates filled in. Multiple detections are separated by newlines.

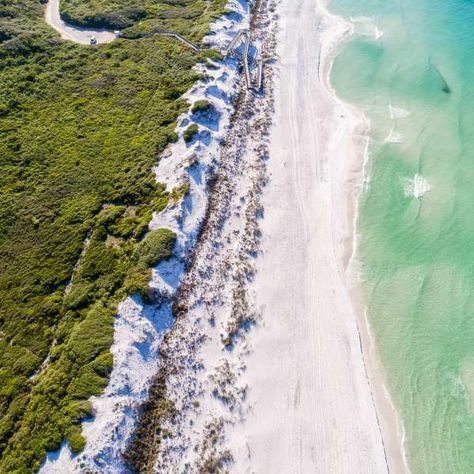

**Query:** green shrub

left=199, top=48, right=223, bottom=62
left=66, top=305, right=114, bottom=367
left=66, top=426, right=86, bottom=453
left=183, top=123, right=199, bottom=143
left=108, top=215, right=138, bottom=238
left=191, top=99, right=211, bottom=114
left=78, top=241, right=118, bottom=281
left=60, top=3, right=147, bottom=29
left=168, top=131, right=179, bottom=143
left=64, top=282, right=95, bottom=309
left=65, top=400, right=93, bottom=422
left=67, top=366, right=109, bottom=399
left=136, top=228, right=176, bottom=268
left=121, top=266, right=151, bottom=299
left=97, top=206, right=126, bottom=227
left=153, top=184, right=170, bottom=213
left=170, top=181, right=189, bottom=202
left=90, top=352, right=114, bottom=377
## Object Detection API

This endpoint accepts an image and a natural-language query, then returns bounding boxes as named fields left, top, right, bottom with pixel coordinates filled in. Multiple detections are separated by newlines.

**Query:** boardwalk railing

left=255, top=61, right=263, bottom=91
left=225, top=31, right=265, bottom=92
left=242, top=34, right=252, bottom=89
left=160, top=31, right=201, bottom=52
left=142, top=28, right=201, bottom=52
left=225, top=30, right=245, bottom=56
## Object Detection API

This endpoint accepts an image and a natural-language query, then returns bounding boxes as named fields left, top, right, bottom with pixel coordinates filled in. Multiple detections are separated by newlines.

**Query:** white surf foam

left=350, top=15, right=383, bottom=39
left=402, top=174, right=431, bottom=199
left=385, top=127, right=403, bottom=143
left=389, top=103, right=411, bottom=119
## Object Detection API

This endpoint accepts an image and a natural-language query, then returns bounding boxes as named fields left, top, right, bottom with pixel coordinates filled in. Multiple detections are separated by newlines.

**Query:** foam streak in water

left=389, top=104, right=411, bottom=119
left=402, top=174, right=431, bottom=199
left=385, top=126, right=403, bottom=143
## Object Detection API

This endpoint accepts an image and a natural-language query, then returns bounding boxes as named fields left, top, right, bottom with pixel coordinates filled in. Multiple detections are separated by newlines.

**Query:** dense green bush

left=136, top=228, right=176, bottom=267
left=191, top=99, right=212, bottom=114
left=59, top=0, right=225, bottom=34
left=199, top=48, right=224, bottom=62
left=184, top=123, right=199, bottom=142
left=0, top=0, right=227, bottom=471
left=61, top=7, right=147, bottom=29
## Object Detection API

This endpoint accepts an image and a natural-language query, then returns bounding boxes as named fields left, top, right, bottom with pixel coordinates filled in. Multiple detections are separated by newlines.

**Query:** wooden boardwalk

left=160, top=31, right=201, bottom=52
left=143, top=28, right=201, bottom=52
left=225, top=30, right=264, bottom=92
left=255, top=61, right=263, bottom=91
left=243, top=34, right=252, bottom=89
left=225, top=30, right=245, bottom=56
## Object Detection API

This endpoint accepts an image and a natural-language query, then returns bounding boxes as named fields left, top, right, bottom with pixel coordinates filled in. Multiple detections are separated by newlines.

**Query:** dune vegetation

left=0, top=0, right=225, bottom=471
left=60, top=0, right=218, bottom=30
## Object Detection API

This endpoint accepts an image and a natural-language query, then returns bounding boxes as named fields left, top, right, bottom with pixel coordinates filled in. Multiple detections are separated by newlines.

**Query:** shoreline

left=318, top=1, right=411, bottom=472
left=230, top=0, right=409, bottom=471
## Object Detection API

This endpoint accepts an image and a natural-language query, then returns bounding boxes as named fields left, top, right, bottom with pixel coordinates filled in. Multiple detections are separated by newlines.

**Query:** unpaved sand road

left=45, top=0, right=115, bottom=45
left=231, top=0, right=397, bottom=472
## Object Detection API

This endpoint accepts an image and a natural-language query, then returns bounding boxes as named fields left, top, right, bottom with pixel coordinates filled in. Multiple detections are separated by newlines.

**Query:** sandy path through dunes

left=231, top=0, right=391, bottom=471
left=45, top=0, right=115, bottom=44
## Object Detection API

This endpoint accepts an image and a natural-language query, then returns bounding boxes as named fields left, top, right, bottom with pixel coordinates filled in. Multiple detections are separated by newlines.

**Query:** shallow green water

left=329, top=0, right=474, bottom=472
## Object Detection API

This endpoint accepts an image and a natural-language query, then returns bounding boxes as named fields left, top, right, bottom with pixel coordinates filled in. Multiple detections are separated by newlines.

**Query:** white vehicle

left=90, top=36, right=97, bottom=45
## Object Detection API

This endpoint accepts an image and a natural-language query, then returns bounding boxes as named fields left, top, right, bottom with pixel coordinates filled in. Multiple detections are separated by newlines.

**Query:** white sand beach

left=230, top=0, right=409, bottom=472
left=229, top=2, right=387, bottom=473
left=147, top=0, right=408, bottom=470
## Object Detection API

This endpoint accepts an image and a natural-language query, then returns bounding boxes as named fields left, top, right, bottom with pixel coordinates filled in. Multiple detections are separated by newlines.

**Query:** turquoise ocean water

left=329, top=0, right=474, bottom=472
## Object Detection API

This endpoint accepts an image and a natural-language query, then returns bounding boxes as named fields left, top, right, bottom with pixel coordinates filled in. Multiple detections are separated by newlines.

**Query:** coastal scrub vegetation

left=61, top=0, right=218, bottom=32
left=0, top=0, right=226, bottom=471
left=191, top=98, right=212, bottom=114
left=184, top=123, right=199, bottom=142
